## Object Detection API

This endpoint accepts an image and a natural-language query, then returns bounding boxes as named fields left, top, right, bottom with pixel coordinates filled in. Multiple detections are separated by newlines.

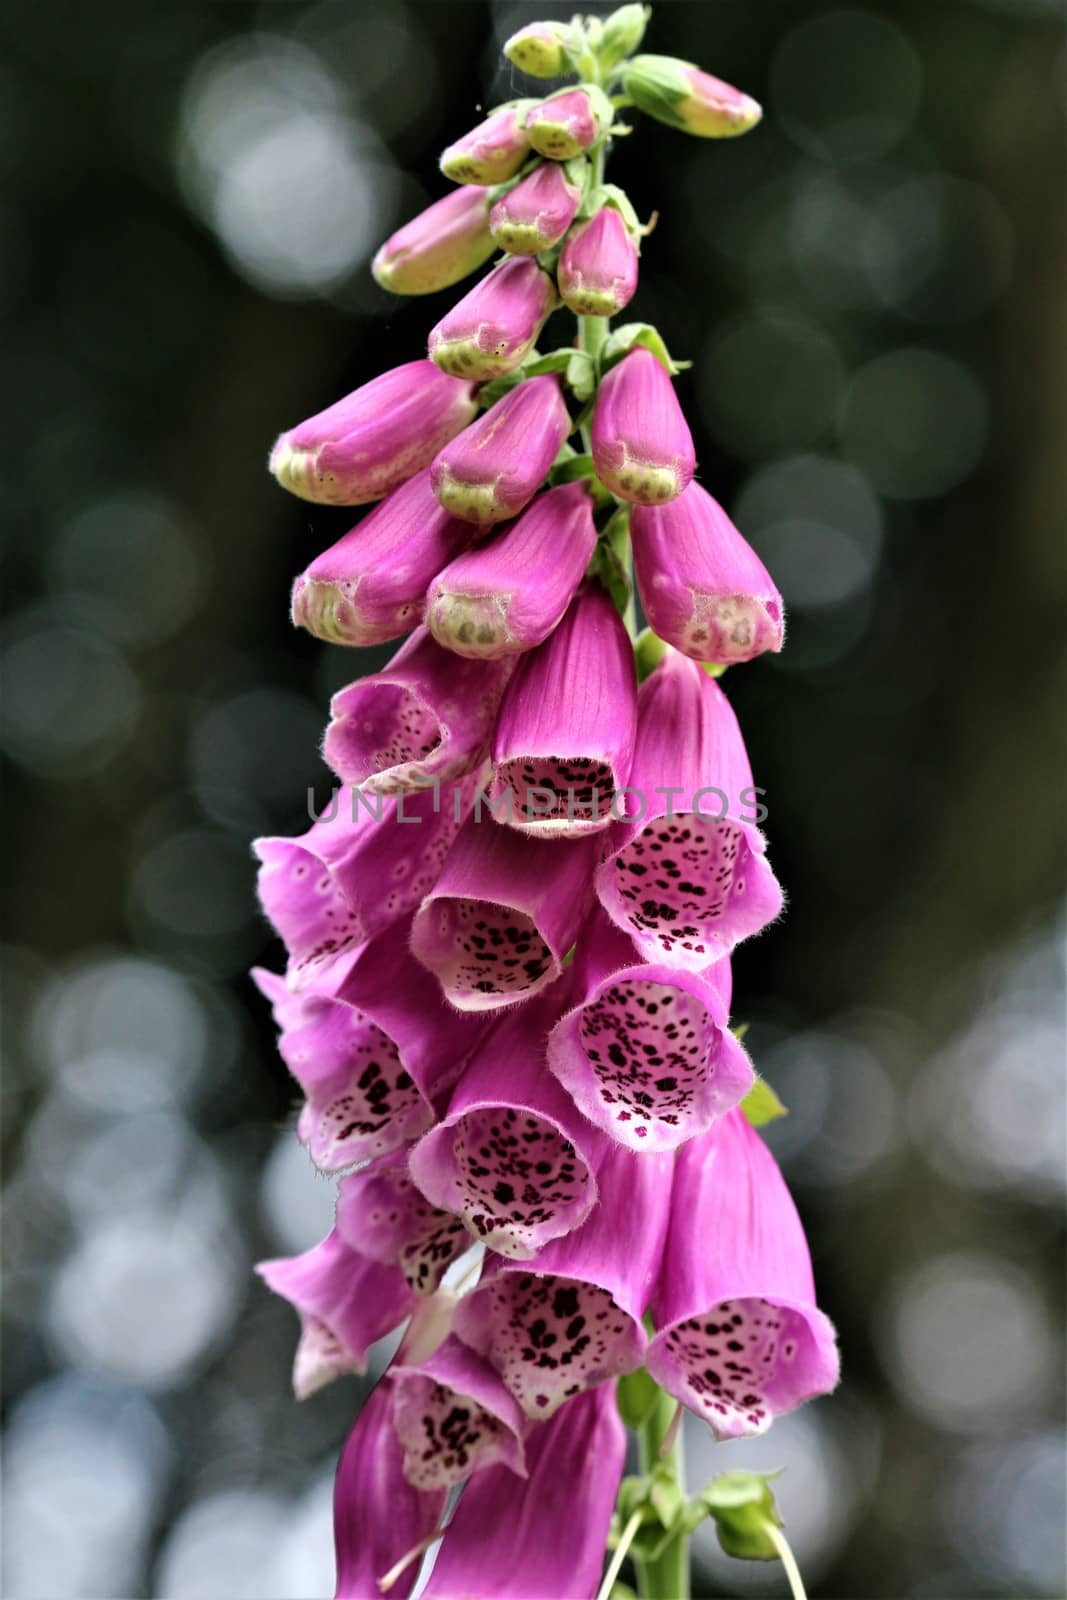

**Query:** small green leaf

left=616, top=1369, right=660, bottom=1428
left=602, top=322, right=686, bottom=375
left=740, top=1078, right=787, bottom=1128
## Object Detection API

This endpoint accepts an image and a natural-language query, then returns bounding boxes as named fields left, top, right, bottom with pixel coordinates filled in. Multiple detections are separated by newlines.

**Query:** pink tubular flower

left=255, top=919, right=486, bottom=1170
left=526, top=88, right=609, bottom=160
left=558, top=206, right=640, bottom=317
left=334, top=1383, right=447, bottom=1600
left=335, top=1154, right=468, bottom=1296
left=290, top=468, right=477, bottom=648
left=391, top=1334, right=527, bottom=1490
left=452, top=1142, right=669, bottom=1418
left=324, top=627, right=512, bottom=796
left=373, top=186, right=495, bottom=296
left=488, top=583, right=637, bottom=834
left=490, top=162, right=583, bottom=256
left=595, top=651, right=783, bottom=968
left=429, top=375, right=571, bottom=527
left=439, top=104, right=532, bottom=186
left=591, top=346, right=696, bottom=504
left=547, top=908, right=754, bottom=1149
left=257, top=1230, right=415, bottom=1399
left=427, top=257, right=557, bottom=381
left=624, top=54, right=763, bottom=139
left=632, top=482, right=784, bottom=664
left=425, top=480, right=597, bottom=656
left=647, top=1109, right=840, bottom=1439
left=421, top=1386, right=625, bottom=1600
left=268, top=361, right=477, bottom=507
left=410, top=815, right=600, bottom=1009
left=255, top=780, right=472, bottom=988
left=407, top=993, right=605, bottom=1258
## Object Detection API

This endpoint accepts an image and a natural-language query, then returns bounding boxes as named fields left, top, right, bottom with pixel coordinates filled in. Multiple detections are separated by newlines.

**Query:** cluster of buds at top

left=259, top=8, right=837, bottom=1599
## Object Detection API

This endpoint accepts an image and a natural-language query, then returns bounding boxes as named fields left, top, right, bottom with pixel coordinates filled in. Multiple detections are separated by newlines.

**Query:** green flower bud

left=623, top=54, right=762, bottom=139
left=599, top=4, right=651, bottom=72
left=503, top=21, right=571, bottom=79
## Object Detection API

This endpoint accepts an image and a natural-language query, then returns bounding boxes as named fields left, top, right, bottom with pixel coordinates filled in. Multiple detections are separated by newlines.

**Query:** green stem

left=634, top=1387, right=689, bottom=1600
left=764, top=1522, right=808, bottom=1600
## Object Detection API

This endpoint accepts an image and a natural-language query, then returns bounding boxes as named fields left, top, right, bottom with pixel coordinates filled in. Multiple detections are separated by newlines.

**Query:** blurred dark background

left=2, top=1, right=1064, bottom=1596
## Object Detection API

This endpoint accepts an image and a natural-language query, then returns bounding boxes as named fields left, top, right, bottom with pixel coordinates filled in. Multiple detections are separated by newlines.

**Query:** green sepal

left=588, top=182, right=642, bottom=237
left=615, top=1368, right=661, bottom=1428
left=696, top=1470, right=786, bottom=1562
left=602, top=322, right=689, bottom=376
left=599, top=3, right=651, bottom=72
left=634, top=626, right=668, bottom=682
left=589, top=533, right=632, bottom=613
left=740, top=1077, right=788, bottom=1128
left=522, top=347, right=597, bottom=402
left=476, top=369, right=527, bottom=408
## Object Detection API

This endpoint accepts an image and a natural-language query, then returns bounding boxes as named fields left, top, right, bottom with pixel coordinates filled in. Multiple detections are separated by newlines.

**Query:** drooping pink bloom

left=421, top=1386, right=625, bottom=1600
left=558, top=206, right=640, bottom=317
left=425, top=481, right=597, bottom=655
left=428, top=257, right=557, bottom=380
left=439, top=104, right=533, bottom=186
left=410, top=814, right=600, bottom=1009
left=595, top=651, right=783, bottom=968
left=488, top=584, right=637, bottom=834
left=373, top=186, right=495, bottom=296
left=632, top=482, right=784, bottom=664
left=647, top=1109, right=840, bottom=1439
left=503, top=21, right=569, bottom=77
left=290, top=468, right=477, bottom=648
left=255, top=780, right=473, bottom=988
left=591, top=346, right=695, bottom=505
left=429, top=375, right=571, bottom=527
left=547, top=908, right=753, bottom=1149
left=333, top=1383, right=447, bottom=1600
left=256, top=919, right=487, bottom=1170
left=335, top=1154, right=469, bottom=1296
left=324, top=627, right=511, bottom=796
left=624, top=54, right=762, bottom=138
left=490, top=162, right=583, bottom=256
left=408, top=994, right=605, bottom=1257
left=525, top=88, right=609, bottom=160
left=391, top=1335, right=527, bottom=1490
left=257, top=1230, right=415, bottom=1399
left=268, top=361, right=477, bottom=508
left=453, top=1141, right=669, bottom=1418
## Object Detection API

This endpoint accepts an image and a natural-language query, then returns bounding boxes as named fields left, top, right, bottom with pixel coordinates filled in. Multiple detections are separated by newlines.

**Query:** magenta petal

left=392, top=1334, right=527, bottom=1490
left=558, top=206, right=640, bottom=317
left=591, top=346, right=695, bottom=505
left=255, top=780, right=474, bottom=988
left=632, top=482, right=785, bottom=664
left=408, top=994, right=605, bottom=1258
left=429, top=377, right=572, bottom=529
left=410, top=816, right=600, bottom=1010
left=325, top=627, right=512, bottom=795
left=648, top=1110, right=840, bottom=1440
left=440, top=105, right=531, bottom=186
left=489, top=584, right=637, bottom=835
left=595, top=652, right=783, bottom=968
left=372, top=186, right=495, bottom=298
left=290, top=468, right=477, bottom=647
left=525, top=88, right=608, bottom=160
left=490, top=162, right=582, bottom=256
left=421, top=1386, right=625, bottom=1600
left=548, top=907, right=752, bottom=1150
left=426, top=481, right=598, bottom=657
left=336, top=1157, right=469, bottom=1296
left=269, top=361, right=477, bottom=507
left=428, top=257, right=557, bottom=381
left=333, top=1383, right=447, bottom=1600
left=257, top=1231, right=415, bottom=1399
left=453, top=1141, right=669, bottom=1418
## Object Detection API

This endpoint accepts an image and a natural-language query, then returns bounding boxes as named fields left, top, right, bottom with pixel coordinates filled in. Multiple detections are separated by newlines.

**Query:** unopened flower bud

left=591, top=346, right=695, bottom=504
left=428, top=256, right=556, bottom=380
left=430, top=374, right=570, bottom=527
left=526, top=88, right=611, bottom=161
left=503, top=20, right=571, bottom=78
left=372, top=186, right=495, bottom=296
left=600, top=3, right=651, bottom=70
left=290, top=468, right=476, bottom=647
left=632, top=483, right=784, bottom=664
left=439, top=104, right=533, bottom=186
left=269, top=361, right=478, bottom=507
left=558, top=206, right=639, bottom=317
left=490, top=162, right=583, bottom=256
left=426, top=480, right=597, bottom=658
left=623, top=54, right=762, bottom=138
